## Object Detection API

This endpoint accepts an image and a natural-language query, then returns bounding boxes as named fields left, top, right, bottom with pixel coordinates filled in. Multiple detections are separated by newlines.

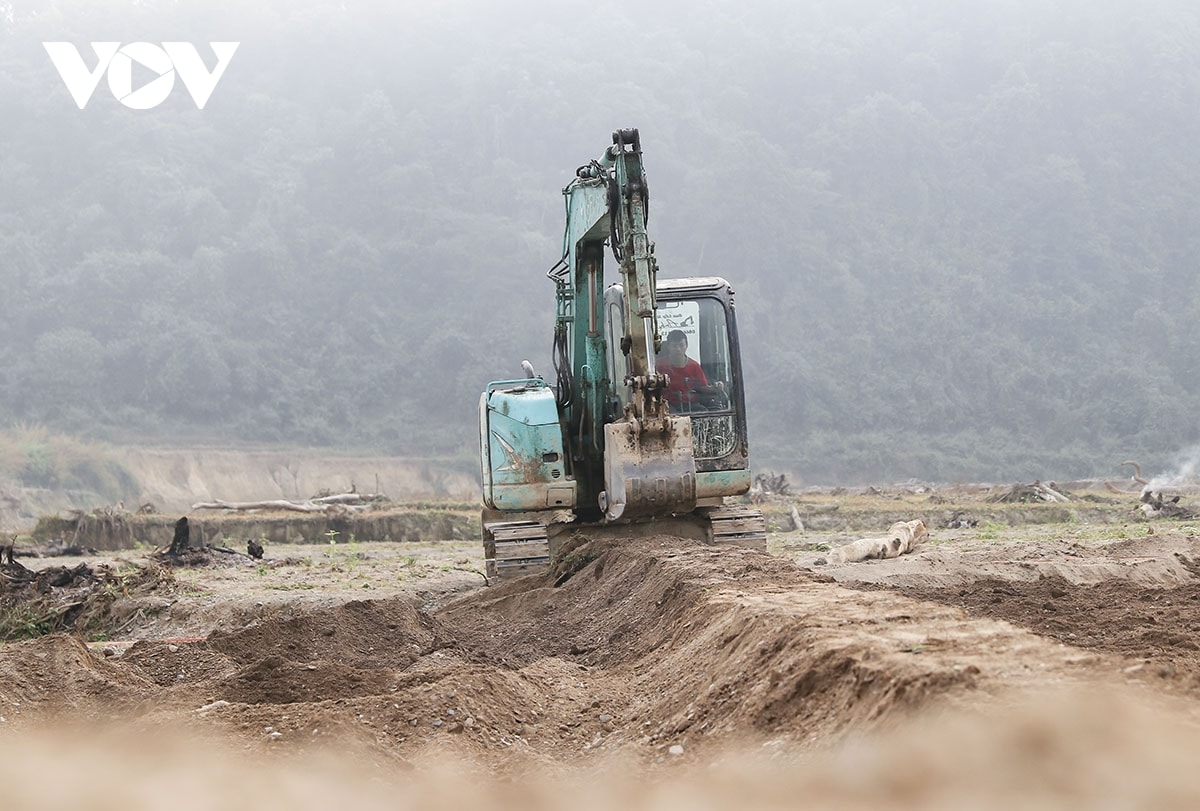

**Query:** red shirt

left=661, top=357, right=708, bottom=408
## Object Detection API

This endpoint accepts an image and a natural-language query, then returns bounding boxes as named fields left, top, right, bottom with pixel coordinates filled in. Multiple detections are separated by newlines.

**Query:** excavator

left=478, top=128, right=765, bottom=579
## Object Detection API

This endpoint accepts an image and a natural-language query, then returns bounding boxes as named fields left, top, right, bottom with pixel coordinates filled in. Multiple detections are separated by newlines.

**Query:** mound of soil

left=7, top=501, right=1200, bottom=805
left=206, top=598, right=445, bottom=670
left=0, top=635, right=157, bottom=722
left=832, top=530, right=1200, bottom=691
left=0, top=533, right=1122, bottom=771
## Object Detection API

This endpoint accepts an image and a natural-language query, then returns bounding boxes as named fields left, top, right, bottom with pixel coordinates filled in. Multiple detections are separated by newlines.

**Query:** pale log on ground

left=190, top=499, right=328, bottom=513
left=191, top=492, right=385, bottom=513
left=790, top=505, right=804, bottom=532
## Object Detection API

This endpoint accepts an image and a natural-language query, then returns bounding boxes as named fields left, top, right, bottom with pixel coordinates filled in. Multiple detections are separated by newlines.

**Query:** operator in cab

left=659, top=329, right=724, bottom=411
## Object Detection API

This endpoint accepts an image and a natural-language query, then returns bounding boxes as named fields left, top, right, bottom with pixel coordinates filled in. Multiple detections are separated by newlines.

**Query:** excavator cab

left=604, top=277, right=750, bottom=468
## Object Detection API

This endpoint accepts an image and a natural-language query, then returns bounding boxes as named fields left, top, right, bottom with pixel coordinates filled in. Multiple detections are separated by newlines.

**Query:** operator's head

left=665, top=330, right=688, bottom=364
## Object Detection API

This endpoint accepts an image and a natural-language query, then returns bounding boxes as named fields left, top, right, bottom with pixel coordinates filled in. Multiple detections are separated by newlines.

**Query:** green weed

left=976, top=521, right=1004, bottom=540
left=0, top=600, right=56, bottom=640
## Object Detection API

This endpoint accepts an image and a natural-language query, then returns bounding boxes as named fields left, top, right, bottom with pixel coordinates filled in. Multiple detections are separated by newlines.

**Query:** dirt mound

left=887, top=572, right=1200, bottom=689
left=0, top=634, right=157, bottom=720
left=119, top=639, right=239, bottom=686
left=439, top=533, right=834, bottom=664
left=5, top=684, right=1200, bottom=811
left=0, top=532, right=1156, bottom=771
left=211, top=656, right=407, bottom=705
left=207, top=597, right=443, bottom=669
left=435, top=535, right=1105, bottom=758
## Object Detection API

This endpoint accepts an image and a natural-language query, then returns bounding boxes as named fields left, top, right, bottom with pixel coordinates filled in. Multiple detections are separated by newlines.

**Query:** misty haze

left=6, top=4, right=1200, bottom=809
left=2, top=0, right=1198, bottom=488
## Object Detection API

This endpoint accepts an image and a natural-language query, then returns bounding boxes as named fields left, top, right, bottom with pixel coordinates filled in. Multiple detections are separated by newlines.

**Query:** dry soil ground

left=5, top=489, right=1200, bottom=809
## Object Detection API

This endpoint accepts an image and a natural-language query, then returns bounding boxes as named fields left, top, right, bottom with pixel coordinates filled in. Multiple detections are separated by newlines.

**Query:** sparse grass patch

left=976, top=521, right=1004, bottom=540
left=0, top=598, right=56, bottom=640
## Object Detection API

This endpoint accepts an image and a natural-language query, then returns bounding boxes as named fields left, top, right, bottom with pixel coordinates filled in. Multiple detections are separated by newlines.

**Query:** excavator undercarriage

left=481, top=505, right=766, bottom=581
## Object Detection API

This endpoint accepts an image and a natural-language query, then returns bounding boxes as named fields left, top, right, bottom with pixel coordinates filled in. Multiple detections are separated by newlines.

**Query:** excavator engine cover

left=480, top=381, right=576, bottom=512
left=602, top=414, right=697, bottom=521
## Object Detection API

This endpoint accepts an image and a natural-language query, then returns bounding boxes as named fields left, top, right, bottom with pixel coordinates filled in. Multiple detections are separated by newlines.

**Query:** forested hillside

left=2, top=0, right=1199, bottom=484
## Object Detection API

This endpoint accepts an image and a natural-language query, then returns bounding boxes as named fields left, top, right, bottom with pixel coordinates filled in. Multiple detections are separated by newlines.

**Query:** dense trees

left=2, top=0, right=1199, bottom=483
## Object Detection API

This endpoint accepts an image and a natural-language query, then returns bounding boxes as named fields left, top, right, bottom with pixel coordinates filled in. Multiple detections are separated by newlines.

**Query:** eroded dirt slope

left=854, top=531, right=1200, bottom=693
left=4, top=517, right=1200, bottom=807
left=0, top=532, right=1179, bottom=768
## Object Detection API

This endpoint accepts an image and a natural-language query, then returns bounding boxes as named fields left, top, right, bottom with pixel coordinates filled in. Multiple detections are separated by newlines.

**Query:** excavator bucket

left=601, top=414, right=697, bottom=522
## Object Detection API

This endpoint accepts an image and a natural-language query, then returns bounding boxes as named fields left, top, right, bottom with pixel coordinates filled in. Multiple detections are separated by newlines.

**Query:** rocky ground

left=3, top=486, right=1200, bottom=808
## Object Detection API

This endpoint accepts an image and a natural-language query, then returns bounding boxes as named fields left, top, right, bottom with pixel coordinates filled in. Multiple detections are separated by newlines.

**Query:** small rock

left=408, top=718, right=418, bottom=727
left=668, top=744, right=685, bottom=756
left=167, top=644, right=179, bottom=653
left=432, top=719, right=444, bottom=728
left=266, top=731, right=283, bottom=742
left=464, top=717, right=476, bottom=728
left=598, top=714, right=613, bottom=724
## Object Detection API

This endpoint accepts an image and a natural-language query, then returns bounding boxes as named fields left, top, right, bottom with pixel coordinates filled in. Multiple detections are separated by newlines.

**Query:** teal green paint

left=696, top=469, right=752, bottom=498
left=481, top=381, right=574, bottom=510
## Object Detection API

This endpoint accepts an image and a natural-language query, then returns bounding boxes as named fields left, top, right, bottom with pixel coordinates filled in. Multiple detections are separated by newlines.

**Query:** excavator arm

left=553, top=128, right=697, bottom=521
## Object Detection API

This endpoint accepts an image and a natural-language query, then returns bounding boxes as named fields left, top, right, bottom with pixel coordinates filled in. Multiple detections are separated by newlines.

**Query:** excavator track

left=482, top=505, right=766, bottom=580
left=482, top=519, right=551, bottom=580
left=702, top=504, right=767, bottom=550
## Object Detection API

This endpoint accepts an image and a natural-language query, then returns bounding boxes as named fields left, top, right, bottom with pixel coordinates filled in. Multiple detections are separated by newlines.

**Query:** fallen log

left=789, top=505, right=804, bottom=532
left=190, top=499, right=327, bottom=513
left=310, top=493, right=387, bottom=506
left=191, top=491, right=385, bottom=513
